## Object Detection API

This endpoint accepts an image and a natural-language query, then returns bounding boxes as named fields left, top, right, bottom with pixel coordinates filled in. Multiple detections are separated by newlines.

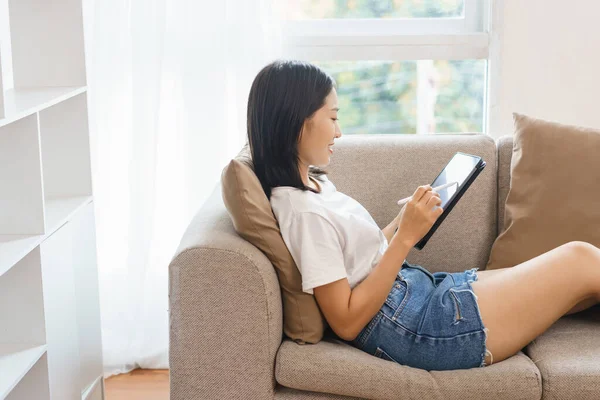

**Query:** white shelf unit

left=0, top=345, right=47, bottom=399
left=0, top=0, right=104, bottom=399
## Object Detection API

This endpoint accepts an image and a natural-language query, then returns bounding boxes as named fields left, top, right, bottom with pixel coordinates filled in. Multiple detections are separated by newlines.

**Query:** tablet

left=414, top=152, right=486, bottom=250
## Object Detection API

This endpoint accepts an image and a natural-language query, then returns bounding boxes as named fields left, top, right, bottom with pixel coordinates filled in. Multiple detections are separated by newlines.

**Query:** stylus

left=396, top=181, right=459, bottom=206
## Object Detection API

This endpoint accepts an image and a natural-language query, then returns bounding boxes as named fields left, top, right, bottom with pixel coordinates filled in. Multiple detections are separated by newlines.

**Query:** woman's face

left=298, top=87, right=343, bottom=168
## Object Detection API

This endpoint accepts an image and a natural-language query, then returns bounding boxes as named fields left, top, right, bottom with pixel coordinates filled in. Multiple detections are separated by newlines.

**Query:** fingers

left=411, top=184, right=432, bottom=203
left=423, top=192, right=443, bottom=219
left=417, top=190, right=439, bottom=207
left=426, top=193, right=442, bottom=207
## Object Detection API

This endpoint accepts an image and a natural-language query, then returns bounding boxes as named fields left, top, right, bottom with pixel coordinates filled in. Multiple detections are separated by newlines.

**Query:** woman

left=246, top=59, right=600, bottom=371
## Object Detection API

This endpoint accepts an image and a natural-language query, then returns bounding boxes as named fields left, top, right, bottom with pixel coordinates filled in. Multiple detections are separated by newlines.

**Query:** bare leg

left=469, top=241, right=600, bottom=365
left=475, top=267, right=598, bottom=316
left=563, top=296, right=599, bottom=315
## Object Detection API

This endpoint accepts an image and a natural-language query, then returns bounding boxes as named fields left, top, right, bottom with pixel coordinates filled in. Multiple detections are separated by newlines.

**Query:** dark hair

left=246, top=59, right=337, bottom=199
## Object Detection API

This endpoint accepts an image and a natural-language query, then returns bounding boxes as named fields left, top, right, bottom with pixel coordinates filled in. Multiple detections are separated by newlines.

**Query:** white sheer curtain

left=82, top=0, right=284, bottom=377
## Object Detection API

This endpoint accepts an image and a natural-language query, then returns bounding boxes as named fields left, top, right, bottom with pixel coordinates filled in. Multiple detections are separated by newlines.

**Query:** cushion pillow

left=221, top=142, right=329, bottom=344
left=486, top=112, right=600, bottom=270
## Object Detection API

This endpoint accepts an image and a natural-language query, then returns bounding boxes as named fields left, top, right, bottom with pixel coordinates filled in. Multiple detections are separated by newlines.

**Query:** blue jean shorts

left=342, top=261, right=492, bottom=371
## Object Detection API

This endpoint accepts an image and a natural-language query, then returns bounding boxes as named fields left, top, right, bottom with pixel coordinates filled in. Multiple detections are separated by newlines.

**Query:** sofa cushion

left=524, top=305, right=600, bottom=400
left=221, top=142, right=328, bottom=344
left=486, top=113, right=600, bottom=270
left=275, top=384, right=364, bottom=399
left=276, top=334, right=542, bottom=400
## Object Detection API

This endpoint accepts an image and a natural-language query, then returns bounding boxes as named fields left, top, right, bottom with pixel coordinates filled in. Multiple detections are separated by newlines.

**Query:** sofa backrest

left=326, top=133, right=499, bottom=273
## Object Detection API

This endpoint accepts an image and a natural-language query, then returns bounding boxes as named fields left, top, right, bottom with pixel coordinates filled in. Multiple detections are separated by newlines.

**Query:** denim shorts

left=341, top=261, right=492, bottom=371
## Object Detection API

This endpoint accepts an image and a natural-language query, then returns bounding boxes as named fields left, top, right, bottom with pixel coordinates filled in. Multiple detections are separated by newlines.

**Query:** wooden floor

left=105, top=369, right=169, bottom=400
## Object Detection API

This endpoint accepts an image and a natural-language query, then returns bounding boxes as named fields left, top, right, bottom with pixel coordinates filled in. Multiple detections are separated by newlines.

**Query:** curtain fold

left=83, top=0, right=284, bottom=377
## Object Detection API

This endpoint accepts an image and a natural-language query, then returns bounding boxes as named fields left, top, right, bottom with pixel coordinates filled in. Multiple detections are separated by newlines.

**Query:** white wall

left=489, top=0, right=600, bottom=138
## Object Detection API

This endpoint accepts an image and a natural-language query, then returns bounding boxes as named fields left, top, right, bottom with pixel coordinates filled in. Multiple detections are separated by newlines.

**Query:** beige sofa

left=169, top=133, right=600, bottom=400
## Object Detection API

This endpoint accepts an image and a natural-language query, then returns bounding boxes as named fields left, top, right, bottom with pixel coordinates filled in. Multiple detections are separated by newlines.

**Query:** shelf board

left=82, top=376, right=102, bottom=400
left=0, top=86, right=87, bottom=128
left=0, top=344, right=47, bottom=399
left=45, top=196, right=93, bottom=234
left=0, top=195, right=93, bottom=277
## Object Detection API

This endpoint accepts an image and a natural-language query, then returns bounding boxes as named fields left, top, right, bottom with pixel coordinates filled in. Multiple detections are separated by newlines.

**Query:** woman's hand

left=393, top=185, right=443, bottom=247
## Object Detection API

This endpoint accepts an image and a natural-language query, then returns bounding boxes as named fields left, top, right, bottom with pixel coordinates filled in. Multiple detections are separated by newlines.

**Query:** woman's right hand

left=394, top=184, right=444, bottom=247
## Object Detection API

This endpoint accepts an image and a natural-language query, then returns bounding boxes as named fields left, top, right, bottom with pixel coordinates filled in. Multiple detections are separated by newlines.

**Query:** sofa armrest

left=169, top=184, right=282, bottom=400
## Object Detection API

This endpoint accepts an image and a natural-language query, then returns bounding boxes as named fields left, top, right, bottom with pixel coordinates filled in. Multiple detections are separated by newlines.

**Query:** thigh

left=476, top=266, right=597, bottom=316
left=475, top=267, right=511, bottom=282
left=470, top=243, right=596, bottom=365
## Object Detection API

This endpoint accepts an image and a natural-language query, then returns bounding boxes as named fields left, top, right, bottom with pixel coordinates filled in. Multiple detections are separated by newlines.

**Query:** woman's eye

left=332, top=118, right=338, bottom=121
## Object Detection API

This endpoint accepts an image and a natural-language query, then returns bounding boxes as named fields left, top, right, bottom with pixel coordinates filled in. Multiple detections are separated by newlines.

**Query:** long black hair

left=246, top=59, right=337, bottom=199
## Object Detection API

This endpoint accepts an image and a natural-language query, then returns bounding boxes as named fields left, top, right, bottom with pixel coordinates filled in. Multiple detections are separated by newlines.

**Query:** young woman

left=246, top=59, right=600, bottom=371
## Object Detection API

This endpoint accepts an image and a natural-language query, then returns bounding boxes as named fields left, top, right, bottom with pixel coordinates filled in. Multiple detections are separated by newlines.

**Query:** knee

left=563, top=241, right=600, bottom=262
left=562, top=242, right=600, bottom=299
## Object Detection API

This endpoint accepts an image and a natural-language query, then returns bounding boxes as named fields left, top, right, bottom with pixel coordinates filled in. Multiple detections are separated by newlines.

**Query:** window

left=279, top=0, right=491, bottom=135
left=286, top=0, right=465, bottom=20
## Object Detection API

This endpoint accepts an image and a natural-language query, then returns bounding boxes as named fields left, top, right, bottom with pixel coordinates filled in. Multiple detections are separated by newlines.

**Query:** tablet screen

left=431, top=153, right=481, bottom=209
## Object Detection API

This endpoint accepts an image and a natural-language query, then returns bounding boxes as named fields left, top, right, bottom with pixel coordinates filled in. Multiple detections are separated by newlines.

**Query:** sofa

left=169, top=133, right=600, bottom=400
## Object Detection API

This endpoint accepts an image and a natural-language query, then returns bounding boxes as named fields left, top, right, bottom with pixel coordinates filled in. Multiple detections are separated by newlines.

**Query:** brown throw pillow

left=486, top=112, right=600, bottom=270
left=221, top=142, right=329, bottom=344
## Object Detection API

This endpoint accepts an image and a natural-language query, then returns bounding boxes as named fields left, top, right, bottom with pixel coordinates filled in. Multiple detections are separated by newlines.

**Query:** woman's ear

left=299, top=116, right=315, bottom=142
left=298, top=121, right=307, bottom=143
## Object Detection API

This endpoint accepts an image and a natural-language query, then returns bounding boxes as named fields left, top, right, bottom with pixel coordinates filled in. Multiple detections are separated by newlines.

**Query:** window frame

left=281, top=0, right=489, bottom=61
left=280, top=0, right=502, bottom=135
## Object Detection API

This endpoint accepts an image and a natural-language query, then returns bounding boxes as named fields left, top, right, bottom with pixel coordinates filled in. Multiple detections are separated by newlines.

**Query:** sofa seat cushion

left=276, top=333, right=542, bottom=400
left=524, top=305, right=600, bottom=400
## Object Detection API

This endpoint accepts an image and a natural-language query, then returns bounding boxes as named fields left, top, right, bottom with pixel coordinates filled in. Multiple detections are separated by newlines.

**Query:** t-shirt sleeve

left=285, top=212, right=348, bottom=295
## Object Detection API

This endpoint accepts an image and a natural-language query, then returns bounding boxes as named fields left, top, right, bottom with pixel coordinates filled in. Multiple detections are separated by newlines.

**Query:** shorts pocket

left=374, top=346, right=400, bottom=364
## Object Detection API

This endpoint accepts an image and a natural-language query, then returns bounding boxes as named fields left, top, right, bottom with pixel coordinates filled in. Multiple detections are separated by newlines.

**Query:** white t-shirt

left=270, top=174, right=404, bottom=295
